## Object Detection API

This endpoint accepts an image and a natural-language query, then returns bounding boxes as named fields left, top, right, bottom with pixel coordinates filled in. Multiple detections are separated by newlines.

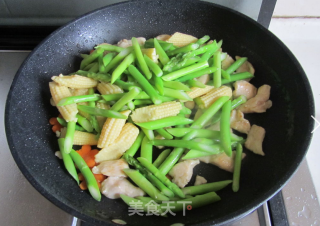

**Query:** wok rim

left=5, top=0, right=315, bottom=225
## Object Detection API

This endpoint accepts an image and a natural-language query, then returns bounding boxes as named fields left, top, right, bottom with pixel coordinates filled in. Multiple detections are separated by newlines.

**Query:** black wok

left=5, top=0, right=314, bottom=225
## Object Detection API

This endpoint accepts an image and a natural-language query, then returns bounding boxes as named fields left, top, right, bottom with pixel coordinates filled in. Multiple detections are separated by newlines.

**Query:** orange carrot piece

left=79, top=181, right=88, bottom=190
left=86, top=159, right=96, bottom=168
left=49, top=117, right=58, bottom=125
left=78, top=173, right=85, bottom=181
left=52, top=125, right=61, bottom=133
left=94, top=174, right=106, bottom=182
left=77, top=146, right=100, bottom=168
left=82, top=145, right=91, bottom=152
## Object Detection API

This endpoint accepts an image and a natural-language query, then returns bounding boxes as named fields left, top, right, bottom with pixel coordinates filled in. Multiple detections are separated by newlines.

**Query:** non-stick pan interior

left=5, top=0, right=314, bottom=225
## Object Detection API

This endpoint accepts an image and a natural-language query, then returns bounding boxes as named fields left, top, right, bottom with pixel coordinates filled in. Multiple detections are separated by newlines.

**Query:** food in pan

left=49, top=32, right=272, bottom=215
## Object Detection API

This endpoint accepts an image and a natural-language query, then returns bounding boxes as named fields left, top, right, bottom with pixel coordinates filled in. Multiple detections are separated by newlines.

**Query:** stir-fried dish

left=49, top=32, right=272, bottom=214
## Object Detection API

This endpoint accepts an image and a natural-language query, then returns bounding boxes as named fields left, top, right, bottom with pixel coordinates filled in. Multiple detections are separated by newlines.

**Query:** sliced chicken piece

left=156, top=34, right=171, bottom=41
left=230, top=110, right=251, bottom=134
left=196, top=74, right=210, bottom=85
left=92, top=159, right=129, bottom=177
left=245, top=124, right=266, bottom=156
left=235, top=56, right=255, bottom=75
left=221, top=54, right=235, bottom=70
left=233, top=80, right=257, bottom=100
left=169, top=159, right=200, bottom=188
left=194, top=175, right=207, bottom=186
left=185, top=101, right=195, bottom=110
left=100, top=177, right=145, bottom=199
left=238, top=85, right=272, bottom=113
left=117, top=37, right=146, bottom=48
left=198, top=152, right=246, bottom=172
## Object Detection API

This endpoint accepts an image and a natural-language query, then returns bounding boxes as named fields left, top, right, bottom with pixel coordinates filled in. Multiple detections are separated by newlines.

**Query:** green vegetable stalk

left=123, top=169, right=169, bottom=201
left=58, top=138, right=79, bottom=184
left=110, top=87, right=140, bottom=111
left=155, top=128, right=173, bottom=140
left=57, top=94, right=100, bottom=106
left=80, top=48, right=104, bottom=70
left=221, top=72, right=254, bottom=84
left=136, top=116, right=193, bottom=130
left=64, top=121, right=76, bottom=154
left=162, top=80, right=190, bottom=91
left=104, top=48, right=132, bottom=74
left=225, top=57, right=247, bottom=74
left=128, top=65, right=162, bottom=105
left=162, top=61, right=209, bottom=81
left=132, top=37, right=152, bottom=79
left=124, top=131, right=144, bottom=157
left=111, top=53, right=135, bottom=83
left=144, top=54, right=163, bottom=77
left=159, top=192, right=221, bottom=212
left=77, top=105, right=127, bottom=119
left=137, top=157, right=185, bottom=198
left=154, top=38, right=170, bottom=66
left=182, top=180, right=232, bottom=195
left=69, top=150, right=101, bottom=201
left=220, top=100, right=232, bottom=156
left=153, top=149, right=171, bottom=168
left=151, top=139, right=221, bottom=154
left=141, top=136, right=153, bottom=163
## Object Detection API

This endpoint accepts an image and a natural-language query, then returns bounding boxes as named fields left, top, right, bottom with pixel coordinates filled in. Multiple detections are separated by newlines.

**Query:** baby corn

left=71, top=88, right=89, bottom=96
left=52, top=74, right=98, bottom=89
left=97, top=110, right=131, bottom=148
left=49, top=82, right=78, bottom=122
left=142, top=48, right=158, bottom=63
left=195, top=85, right=232, bottom=109
left=131, top=101, right=182, bottom=123
left=97, top=82, right=123, bottom=95
left=73, top=130, right=98, bottom=145
left=95, top=123, right=139, bottom=162
left=186, top=85, right=214, bottom=99
left=166, top=32, right=198, bottom=47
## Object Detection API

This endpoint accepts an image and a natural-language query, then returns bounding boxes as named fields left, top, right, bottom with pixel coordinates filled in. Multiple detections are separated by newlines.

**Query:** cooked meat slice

left=196, top=74, right=210, bottom=85
left=100, top=177, right=145, bottom=199
left=92, top=159, right=129, bottom=177
left=169, top=159, right=200, bottom=188
left=156, top=34, right=171, bottom=41
left=184, top=101, right=195, bottom=110
left=117, top=37, right=146, bottom=48
left=194, top=175, right=207, bottom=186
left=238, top=85, right=272, bottom=113
left=221, top=54, right=235, bottom=70
left=233, top=80, right=257, bottom=100
left=198, top=152, right=246, bottom=172
left=230, top=110, right=251, bottom=134
left=235, top=56, right=255, bottom=75
left=245, top=124, right=266, bottom=156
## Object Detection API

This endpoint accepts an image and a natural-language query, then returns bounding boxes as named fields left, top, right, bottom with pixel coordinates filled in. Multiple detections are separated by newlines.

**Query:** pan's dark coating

left=5, top=0, right=314, bottom=225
